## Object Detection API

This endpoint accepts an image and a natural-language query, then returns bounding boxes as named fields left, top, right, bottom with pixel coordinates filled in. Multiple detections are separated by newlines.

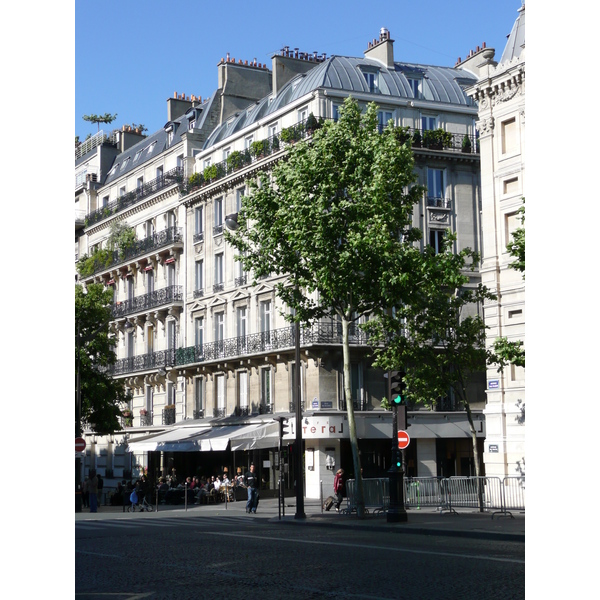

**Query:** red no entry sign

left=75, top=437, right=86, bottom=453
left=397, top=430, right=410, bottom=449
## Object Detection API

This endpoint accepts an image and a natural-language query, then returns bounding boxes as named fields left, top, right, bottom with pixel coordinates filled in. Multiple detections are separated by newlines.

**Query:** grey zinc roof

left=499, top=5, right=525, bottom=65
left=203, top=55, right=477, bottom=150
left=102, top=98, right=212, bottom=185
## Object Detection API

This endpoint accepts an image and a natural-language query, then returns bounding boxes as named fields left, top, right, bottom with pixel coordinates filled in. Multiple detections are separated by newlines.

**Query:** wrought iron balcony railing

left=193, top=409, right=205, bottom=419
left=112, top=285, right=183, bottom=319
left=79, top=226, right=183, bottom=278
left=140, top=413, right=153, bottom=426
left=162, top=407, right=176, bottom=425
left=426, top=196, right=452, bottom=209
left=85, top=167, right=184, bottom=227
left=109, top=323, right=370, bottom=376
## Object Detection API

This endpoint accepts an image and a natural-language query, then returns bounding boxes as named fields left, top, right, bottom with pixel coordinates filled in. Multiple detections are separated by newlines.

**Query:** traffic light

left=389, top=370, right=406, bottom=405
left=274, top=416, right=289, bottom=438
left=392, top=447, right=402, bottom=469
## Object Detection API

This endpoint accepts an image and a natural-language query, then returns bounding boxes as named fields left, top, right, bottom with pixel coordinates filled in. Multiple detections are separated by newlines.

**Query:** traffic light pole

left=387, top=370, right=407, bottom=523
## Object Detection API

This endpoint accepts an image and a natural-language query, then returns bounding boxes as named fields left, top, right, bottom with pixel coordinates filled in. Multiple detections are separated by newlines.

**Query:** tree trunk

left=463, top=400, right=484, bottom=511
left=342, top=316, right=365, bottom=518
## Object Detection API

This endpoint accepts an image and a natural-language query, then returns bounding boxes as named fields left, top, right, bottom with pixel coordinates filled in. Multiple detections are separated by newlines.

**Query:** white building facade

left=466, top=5, right=526, bottom=479
left=76, top=29, right=490, bottom=499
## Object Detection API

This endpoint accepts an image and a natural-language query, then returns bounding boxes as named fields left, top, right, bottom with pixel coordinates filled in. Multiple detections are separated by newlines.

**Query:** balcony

left=85, top=166, right=183, bottom=227
left=109, top=323, right=370, bottom=376
left=79, top=226, right=183, bottom=278
left=112, top=285, right=183, bottom=319
left=140, top=412, right=153, bottom=427
left=426, top=196, right=452, bottom=209
left=193, top=409, right=205, bottom=419
left=162, top=406, right=176, bottom=425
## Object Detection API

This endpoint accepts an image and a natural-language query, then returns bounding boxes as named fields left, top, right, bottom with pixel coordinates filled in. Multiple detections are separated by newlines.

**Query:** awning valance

left=126, top=426, right=210, bottom=452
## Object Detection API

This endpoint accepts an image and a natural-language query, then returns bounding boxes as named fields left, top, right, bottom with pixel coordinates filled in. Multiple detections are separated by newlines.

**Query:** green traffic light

left=392, top=395, right=402, bottom=405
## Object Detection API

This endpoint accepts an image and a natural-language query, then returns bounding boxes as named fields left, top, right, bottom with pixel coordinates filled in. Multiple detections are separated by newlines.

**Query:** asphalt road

left=76, top=511, right=524, bottom=599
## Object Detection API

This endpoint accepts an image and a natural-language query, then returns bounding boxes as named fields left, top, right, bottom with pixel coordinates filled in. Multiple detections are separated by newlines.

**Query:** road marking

left=204, top=531, right=524, bottom=565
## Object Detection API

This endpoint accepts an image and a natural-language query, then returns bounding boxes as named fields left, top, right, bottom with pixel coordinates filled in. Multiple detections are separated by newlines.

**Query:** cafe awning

left=198, top=423, right=270, bottom=452
left=126, top=426, right=210, bottom=453
left=230, top=422, right=280, bottom=451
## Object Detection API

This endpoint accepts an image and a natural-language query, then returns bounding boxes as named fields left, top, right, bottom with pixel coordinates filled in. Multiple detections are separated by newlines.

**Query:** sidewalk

left=75, top=497, right=525, bottom=542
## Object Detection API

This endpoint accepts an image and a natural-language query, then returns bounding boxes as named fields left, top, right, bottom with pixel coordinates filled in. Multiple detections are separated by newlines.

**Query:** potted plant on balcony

left=203, top=164, right=218, bottom=182
left=122, top=409, right=133, bottom=427
left=140, top=408, right=147, bottom=416
left=461, top=134, right=472, bottom=153
left=305, top=112, right=318, bottom=135
left=411, top=129, right=422, bottom=148
left=188, top=172, right=204, bottom=190
left=250, top=139, right=267, bottom=159
left=227, top=150, right=243, bottom=172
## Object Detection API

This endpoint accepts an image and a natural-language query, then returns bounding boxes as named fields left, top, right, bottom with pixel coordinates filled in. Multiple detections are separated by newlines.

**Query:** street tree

left=76, top=283, right=130, bottom=436
left=225, top=97, right=424, bottom=518
left=82, top=112, right=118, bottom=132
left=365, top=235, right=501, bottom=493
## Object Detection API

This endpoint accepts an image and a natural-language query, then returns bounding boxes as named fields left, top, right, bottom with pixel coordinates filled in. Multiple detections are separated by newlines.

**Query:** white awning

left=126, top=426, right=210, bottom=452
left=230, top=422, right=280, bottom=451
left=198, top=424, right=268, bottom=452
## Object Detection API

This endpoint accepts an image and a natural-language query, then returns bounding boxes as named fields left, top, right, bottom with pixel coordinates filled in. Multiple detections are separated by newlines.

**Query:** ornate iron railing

left=426, top=196, right=452, bottom=208
left=162, top=407, right=176, bottom=425
left=140, top=413, right=153, bottom=426
left=79, top=226, right=183, bottom=277
left=112, top=285, right=183, bottom=319
left=110, top=323, right=370, bottom=376
left=85, top=167, right=184, bottom=227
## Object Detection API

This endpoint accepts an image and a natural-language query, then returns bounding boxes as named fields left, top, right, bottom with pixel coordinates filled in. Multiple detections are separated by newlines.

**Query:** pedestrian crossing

left=76, top=514, right=258, bottom=532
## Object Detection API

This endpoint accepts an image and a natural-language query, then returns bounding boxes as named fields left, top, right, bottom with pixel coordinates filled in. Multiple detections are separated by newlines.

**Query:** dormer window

left=407, top=78, right=422, bottom=99
left=120, top=158, right=130, bottom=172
left=146, top=141, right=156, bottom=154
left=363, top=70, right=379, bottom=93
left=133, top=149, right=143, bottom=162
left=167, top=130, right=174, bottom=145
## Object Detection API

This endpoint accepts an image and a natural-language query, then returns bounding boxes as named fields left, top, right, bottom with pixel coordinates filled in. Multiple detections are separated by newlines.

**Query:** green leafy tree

left=82, top=112, right=118, bottom=132
left=225, top=97, right=423, bottom=518
left=76, top=284, right=130, bottom=436
left=493, top=199, right=525, bottom=368
left=365, top=235, right=501, bottom=489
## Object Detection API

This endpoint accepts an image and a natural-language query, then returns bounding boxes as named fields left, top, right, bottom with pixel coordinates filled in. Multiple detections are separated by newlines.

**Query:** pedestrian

left=82, top=476, right=90, bottom=508
left=244, top=464, right=259, bottom=513
left=334, top=468, right=345, bottom=512
left=97, top=473, right=104, bottom=505
left=89, top=470, right=99, bottom=513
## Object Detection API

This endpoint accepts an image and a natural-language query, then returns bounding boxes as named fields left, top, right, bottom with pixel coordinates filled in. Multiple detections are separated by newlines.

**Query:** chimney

left=364, top=28, right=394, bottom=68
left=217, top=58, right=273, bottom=124
left=271, top=46, right=325, bottom=95
left=167, top=92, right=193, bottom=121
left=455, top=43, right=496, bottom=75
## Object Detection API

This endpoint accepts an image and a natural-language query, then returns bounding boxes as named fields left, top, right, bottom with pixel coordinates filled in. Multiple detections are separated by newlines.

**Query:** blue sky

left=75, top=0, right=522, bottom=139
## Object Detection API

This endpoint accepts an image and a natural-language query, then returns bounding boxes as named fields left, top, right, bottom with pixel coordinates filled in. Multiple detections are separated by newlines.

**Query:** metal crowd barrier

left=343, top=476, right=525, bottom=517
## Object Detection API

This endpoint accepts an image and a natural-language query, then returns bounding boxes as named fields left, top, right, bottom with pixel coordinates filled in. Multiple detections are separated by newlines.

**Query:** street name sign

left=397, top=430, right=410, bottom=449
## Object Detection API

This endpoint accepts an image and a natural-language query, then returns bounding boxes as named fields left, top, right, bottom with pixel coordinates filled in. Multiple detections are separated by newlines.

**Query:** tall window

left=298, top=106, right=308, bottom=123
left=214, top=253, right=224, bottom=290
left=427, top=168, right=445, bottom=200
left=145, top=385, right=153, bottom=413
left=340, top=363, right=362, bottom=408
left=260, top=300, right=272, bottom=346
left=145, top=219, right=154, bottom=238
left=155, top=165, right=163, bottom=179
left=237, top=306, right=247, bottom=338
left=195, top=260, right=203, bottom=294
left=194, top=206, right=204, bottom=242
left=127, top=276, right=134, bottom=301
left=429, top=229, right=446, bottom=254
left=215, top=374, right=226, bottom=416
left=407, top=78, right=421, bottom=99
left=214, top=312, right=225, bottom=342
left=194, top=377, right=204, bottom=418
left=146, top=324, right=154, bottom=353
left=167, top=320, right=176, bottom=350
left=378, top=110, right=393, bottom=132
left=501, top=117, right=517, bottom=155
left=421, top=115, right=437, bottom=131
left=363, top=71, right=378, bottom=93
left=333, top=104, right=342, bottom=122
left=167, top=262, right=176, bottom=287
left=235, top=188, right=245, bottom=212
left=194, top=316, right=204, bottom=347
left=146, top=269, right=154, bottom=294
left=238, top=371, right=249, bottom=413
left=261, top=368, right=272, bottom=410
left=214, top=197, right=223, bottom=235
